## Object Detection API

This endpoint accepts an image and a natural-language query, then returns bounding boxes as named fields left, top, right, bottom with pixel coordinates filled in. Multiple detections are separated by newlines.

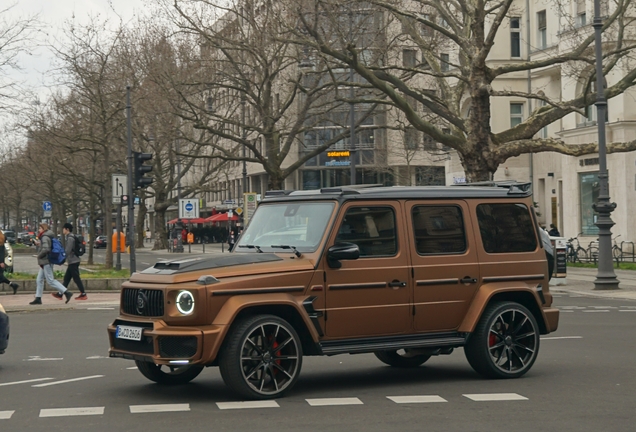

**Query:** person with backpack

left=60, top=223, right=86, bottom=300
left=29, top=223, right=71, bottom=305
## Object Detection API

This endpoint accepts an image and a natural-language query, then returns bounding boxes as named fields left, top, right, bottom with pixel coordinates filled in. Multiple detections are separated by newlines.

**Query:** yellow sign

left=235, top=207, right=243, bottom=215
left=327, top=150, right=350, bottom=157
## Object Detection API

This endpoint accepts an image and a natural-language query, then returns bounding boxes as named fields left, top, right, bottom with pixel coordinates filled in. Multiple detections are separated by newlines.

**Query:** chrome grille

left=122, top=288, right=164, bottom=317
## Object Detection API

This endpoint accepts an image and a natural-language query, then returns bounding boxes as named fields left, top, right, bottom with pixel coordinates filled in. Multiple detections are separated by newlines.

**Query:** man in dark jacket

left=29, top=223, right=72, bottom=305
left=60, top=223, right=87, bottom=300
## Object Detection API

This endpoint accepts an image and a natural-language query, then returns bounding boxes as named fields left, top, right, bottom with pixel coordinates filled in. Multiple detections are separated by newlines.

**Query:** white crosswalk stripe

left=463, top=393, right=528, bottom=401
left=387, top=395, right=447, bottom=403
left=306, top=398, right=363, bottom=406
left=39, top=407, right=104, bottom=418
left=32, top=375, right=104, bottom=387
left=217, top=401, right=279, bottom=410
left=130, top=404, right=190, bottom=413
left=0, top=411, right=15, bottom=420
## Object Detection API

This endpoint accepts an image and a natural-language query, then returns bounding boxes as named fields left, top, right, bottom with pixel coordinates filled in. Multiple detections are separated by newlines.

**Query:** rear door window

left=476, top=203, right=537, bottom=253
left=412, top=205, right=466, bottom=255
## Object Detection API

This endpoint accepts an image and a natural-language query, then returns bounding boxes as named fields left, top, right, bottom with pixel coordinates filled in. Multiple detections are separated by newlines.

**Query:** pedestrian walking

left=0, top=232, right=19, bottom=294
left=62, top=223, right=87, bottom=300
left=29, top=223, right=72, bottom=305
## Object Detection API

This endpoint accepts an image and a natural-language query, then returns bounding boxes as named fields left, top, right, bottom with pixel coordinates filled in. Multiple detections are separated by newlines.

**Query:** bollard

left=203, top=242, right=205, bottom=253
left=188, top=243, right=191, bottom=253
left=221, top=242, right=224, bottom=253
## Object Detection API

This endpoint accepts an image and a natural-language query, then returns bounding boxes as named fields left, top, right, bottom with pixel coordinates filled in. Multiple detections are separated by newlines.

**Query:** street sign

left=235, top=207, right=243, bottom=215
left=42, top=201, right=52, bottom=212
left=112, top=174, right=128, bottom=204
left=43, top=210, right=52, bottom=218
left=179, top=198, right=200, bottom=219
left=244, top=192, right=258, bottom=226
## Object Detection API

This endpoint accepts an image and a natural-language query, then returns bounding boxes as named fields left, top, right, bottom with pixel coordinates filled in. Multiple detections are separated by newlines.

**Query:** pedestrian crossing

left=0, top=393, right=530, bottom=420
left=557, top=305, right=636, bottom=312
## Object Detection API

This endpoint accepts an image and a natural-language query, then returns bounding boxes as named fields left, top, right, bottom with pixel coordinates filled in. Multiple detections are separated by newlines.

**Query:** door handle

left=389, top=281, right=407, bottom=288
left=460, top=277, right=478, bottom=284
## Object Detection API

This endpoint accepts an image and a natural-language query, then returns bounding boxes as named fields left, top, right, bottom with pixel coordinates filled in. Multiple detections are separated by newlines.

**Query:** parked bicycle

left=612, top=235, right=622, bottom=262
left=566, top=234, right=586, bottom=263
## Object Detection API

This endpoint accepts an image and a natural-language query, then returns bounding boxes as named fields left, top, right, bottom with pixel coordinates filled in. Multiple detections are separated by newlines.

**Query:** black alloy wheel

left=135, top=360, right=203, bottom=385
left=219, top=315, right=302, bottom=400
left=374, top=349, right=431, bottom=368
left=464, top=301, right=540, bottom=379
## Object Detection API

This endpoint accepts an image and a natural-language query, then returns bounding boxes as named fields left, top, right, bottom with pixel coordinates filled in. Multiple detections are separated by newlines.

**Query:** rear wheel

left=135, top=361, right=203, bottom=385
left=464, top=301, right=540, bottom=379
left=219, top=314, right=303, bottom=400
left=374, top=350, right=431, bottom=368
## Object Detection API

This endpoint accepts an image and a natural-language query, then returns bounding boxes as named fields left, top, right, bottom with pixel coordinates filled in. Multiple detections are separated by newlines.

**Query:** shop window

left=579, top=172, right=600, bottom=235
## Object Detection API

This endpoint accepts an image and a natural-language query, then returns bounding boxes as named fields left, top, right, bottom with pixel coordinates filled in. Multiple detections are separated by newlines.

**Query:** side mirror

left=327, top=242, right=360, bottom=268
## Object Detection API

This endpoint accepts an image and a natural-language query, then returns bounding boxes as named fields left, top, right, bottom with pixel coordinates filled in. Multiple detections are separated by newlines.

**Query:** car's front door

left=406, top=200, right=481, bottom=332
left=324, top=202, right=411, bottom=338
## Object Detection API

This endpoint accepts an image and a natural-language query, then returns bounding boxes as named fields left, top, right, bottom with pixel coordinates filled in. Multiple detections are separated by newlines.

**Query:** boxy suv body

left=108, top=183, right=559, bottom=399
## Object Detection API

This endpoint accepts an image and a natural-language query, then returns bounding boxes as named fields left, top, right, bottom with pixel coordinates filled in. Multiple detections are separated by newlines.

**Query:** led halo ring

left=176, top=290, right=195, bottom=315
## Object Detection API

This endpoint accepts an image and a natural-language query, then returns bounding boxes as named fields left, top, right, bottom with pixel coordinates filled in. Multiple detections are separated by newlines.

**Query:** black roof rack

left=453, top=181, right=531, bottom=194
left=264, top=190, right=295, bottom=197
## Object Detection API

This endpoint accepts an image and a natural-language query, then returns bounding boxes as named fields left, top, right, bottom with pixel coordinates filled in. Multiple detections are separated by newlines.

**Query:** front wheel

left=464, top=301, right=540, bottom=379
left=219, top=315, right=303, bottom=400
left=135, top=361, right=203, bottom=385
left=374, top=350, right=431, bottom=367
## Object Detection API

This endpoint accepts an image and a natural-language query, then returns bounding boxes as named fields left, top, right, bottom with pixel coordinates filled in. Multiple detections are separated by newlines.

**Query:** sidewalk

left=2, top=266, right=635, bottom=313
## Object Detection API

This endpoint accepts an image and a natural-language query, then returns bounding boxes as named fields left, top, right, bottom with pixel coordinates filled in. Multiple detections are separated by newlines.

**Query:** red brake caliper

left=489, top=333, right=497, bottom=347
left=272, top=340, right=281, bottom=374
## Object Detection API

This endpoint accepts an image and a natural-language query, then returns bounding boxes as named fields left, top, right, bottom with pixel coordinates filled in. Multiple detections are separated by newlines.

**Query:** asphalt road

left=1, top=293, right=635, bottom=432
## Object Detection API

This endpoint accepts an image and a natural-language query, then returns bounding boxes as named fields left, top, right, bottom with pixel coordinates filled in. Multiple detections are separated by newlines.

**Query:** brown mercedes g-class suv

left=108, top=182, right=559, bottom=399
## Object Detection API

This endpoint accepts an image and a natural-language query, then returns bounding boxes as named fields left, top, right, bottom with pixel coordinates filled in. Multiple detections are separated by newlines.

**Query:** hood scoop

left=142, top=254, right=284, bottom=275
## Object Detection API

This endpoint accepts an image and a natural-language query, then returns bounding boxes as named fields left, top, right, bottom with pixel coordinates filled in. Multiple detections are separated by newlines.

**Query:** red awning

left=204, top=212, right=239, bottom=222
left=167, top=217, right=208, bottom=224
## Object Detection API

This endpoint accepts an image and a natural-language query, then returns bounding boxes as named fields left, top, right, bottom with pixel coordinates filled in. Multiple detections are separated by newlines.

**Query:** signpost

left=243, top=192, right=258, bottom=226
left=179, top=199, right=200, bottom=219
left=42, top=201, right=52, bottom=218
left=112, top=174, right=128, bottom=204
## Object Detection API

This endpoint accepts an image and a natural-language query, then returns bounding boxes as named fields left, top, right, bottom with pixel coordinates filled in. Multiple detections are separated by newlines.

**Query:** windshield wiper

left=270, top=245, right=302, bottom=257
left=238, top=244, right=263, bottom=253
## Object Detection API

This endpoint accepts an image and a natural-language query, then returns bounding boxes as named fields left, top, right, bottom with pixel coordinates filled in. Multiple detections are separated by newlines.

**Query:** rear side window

left=477, top=203, right=537, bottom=253
left=335, top=206, right=397, bottom=257
left=412, top=206, right=466, bottom=255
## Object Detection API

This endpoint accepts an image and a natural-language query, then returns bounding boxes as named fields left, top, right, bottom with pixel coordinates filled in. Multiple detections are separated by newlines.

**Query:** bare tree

left=298, top=0, right=636, bottom=181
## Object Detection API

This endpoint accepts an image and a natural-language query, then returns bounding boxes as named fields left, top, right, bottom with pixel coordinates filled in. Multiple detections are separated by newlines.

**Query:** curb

left=0, top=278, right=127, bottom=294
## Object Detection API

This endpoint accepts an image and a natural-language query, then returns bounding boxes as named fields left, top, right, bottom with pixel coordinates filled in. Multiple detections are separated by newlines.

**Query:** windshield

left=236, top=202, right=336, bottom=253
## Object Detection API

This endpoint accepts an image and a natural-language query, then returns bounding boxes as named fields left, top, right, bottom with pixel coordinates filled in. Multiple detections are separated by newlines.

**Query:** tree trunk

left=153, top=205, right=169, bottom=250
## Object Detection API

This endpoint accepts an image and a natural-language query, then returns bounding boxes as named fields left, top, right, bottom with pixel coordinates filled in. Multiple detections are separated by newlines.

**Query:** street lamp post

left=241, top=95, right=247, bottom=198
left=349, top=9, right=357, bottom=185
left=592, top=0, right=619, bottom=290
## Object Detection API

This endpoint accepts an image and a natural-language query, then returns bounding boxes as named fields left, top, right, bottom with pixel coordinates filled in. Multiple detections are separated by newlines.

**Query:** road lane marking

left=32, top=375, right=104, bottom=387
left=217, top=401, right=279, bottom=410
left=463, top=393, right=528, bottom=401
left=582, top=310, right=610, bottom=313
left=39, top=407, right=104, bottom=417
left=306, top=398, right=363, bottom=406
left=619, top=310, right=636, bottom=312
left=86, top=356, right=111, bottom=359
left=589, top=306, right=617, bottom=309
left=387, top=396, right=447, bottom=404
left=0, top=411, right=14, bottom=420
left=127, top=366, right=138, bottom=370
left=87, top=308, right=115, bottom=310
left=130, top=404, right=190, bottom=413
left=541, top=336, right=583, bottom=340
left=24, top=356, right=63, bottom=361
left=559, top=306, right=586, bottom=309
left=0, top=378, right=54, bottom=387
left=560, top=310, right=574, bottom=313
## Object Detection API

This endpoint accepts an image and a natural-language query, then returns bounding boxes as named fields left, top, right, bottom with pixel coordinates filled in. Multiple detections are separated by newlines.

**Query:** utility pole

left=126, top=85, right=137, bottom=274
left=592, top=0, right=619, bottom=290
left=349, top=9, right=356, bottom=185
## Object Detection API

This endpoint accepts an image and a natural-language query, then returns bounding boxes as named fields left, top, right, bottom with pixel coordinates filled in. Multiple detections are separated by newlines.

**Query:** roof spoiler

left=453, top=181, right=531, bottom=195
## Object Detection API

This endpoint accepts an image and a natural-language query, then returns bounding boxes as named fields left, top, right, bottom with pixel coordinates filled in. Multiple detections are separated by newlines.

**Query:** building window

left=440, top=53, right=450, bottom=72
left=510, top=103, right=524, bottom=127
left=510, top=17, right=521, bottom=57
left=403, top=49, right=417, bottom=68
left=579, top=172, right=600, bottom=236
left=415, top=166, right=445, bottom=185
left=537, top=10, right=547, bottom=49
left=404, top=128, right=420, bottom=150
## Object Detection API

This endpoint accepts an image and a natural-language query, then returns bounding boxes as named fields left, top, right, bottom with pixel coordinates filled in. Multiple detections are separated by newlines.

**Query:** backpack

left=74, top=234, right=86, bottom=257
left=49, top=237, right=66, bottom=265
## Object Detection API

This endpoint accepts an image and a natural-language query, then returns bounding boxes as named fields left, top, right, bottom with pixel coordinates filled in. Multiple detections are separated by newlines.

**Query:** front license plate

left=116, top=325, right=143, bottom=341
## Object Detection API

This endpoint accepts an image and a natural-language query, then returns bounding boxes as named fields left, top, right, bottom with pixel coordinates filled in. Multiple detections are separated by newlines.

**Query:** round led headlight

left=176, top=290, right=195, bottom=315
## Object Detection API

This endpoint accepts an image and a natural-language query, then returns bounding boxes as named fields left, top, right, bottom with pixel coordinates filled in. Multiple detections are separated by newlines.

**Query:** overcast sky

left=7, top=0, right=147, bottom=98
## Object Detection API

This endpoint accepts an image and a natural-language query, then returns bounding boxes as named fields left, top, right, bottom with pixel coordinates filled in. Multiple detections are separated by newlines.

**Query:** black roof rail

left=453, top=180, right=531, bottom=194
left=264, top=190, right=295, bottom=197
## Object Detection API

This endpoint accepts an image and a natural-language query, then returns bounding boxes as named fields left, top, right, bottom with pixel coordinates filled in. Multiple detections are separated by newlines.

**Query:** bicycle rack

left=621, top=241, right=635, bottom=263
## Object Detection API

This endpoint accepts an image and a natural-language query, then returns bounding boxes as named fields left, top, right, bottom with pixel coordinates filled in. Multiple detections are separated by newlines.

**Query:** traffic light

left=133, top=152, right=153, bottom=189
left=121, top=195, right=129, bottom=206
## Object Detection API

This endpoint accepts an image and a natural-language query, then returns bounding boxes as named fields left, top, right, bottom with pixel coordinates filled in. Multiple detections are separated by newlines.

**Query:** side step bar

left=319, top=333, right=468, bottom=355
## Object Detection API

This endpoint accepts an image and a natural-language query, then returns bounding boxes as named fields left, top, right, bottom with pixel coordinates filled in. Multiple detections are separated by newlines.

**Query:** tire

left=219, top=314, right=303, bottom=400
left=374, top=350, right=431, bottom=368
left=135, top=360, right=203, bottom=385
left=464, top=301, right=540, bottom=379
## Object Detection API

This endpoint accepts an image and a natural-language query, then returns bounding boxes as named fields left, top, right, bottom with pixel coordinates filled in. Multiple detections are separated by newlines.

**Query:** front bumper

left=0, top=311, right=9, bottom=354
left=108, top=317, right=223, bottom=365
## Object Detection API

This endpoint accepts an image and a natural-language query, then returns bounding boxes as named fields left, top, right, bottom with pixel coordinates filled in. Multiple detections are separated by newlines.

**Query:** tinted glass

left=335, top=207, right=397, bottom=257
left=477, top=204, right=538, bottom=253
left=412, top=206, right=466, bottom=255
